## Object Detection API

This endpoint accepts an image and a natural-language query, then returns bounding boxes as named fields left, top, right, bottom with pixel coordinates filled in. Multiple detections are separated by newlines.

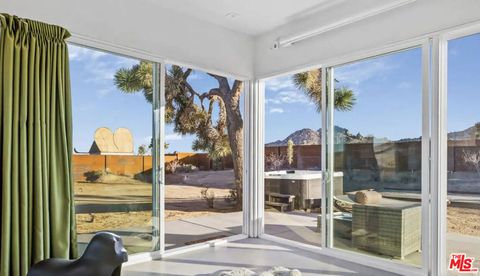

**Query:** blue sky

left=69, top=33, right=479, bottom=153
left=448, top=33, right=480, bottom=132
left=69, top=45, right=234, bottom=153
left=265, top=47, right=423, bottom=142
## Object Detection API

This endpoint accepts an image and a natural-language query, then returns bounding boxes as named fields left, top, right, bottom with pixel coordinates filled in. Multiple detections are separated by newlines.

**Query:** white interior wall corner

left=1, top=0, right=255, bottom=79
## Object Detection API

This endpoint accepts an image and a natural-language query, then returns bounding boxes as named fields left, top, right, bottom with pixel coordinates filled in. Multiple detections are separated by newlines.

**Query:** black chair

left=28, top=232, right=128, bottom=276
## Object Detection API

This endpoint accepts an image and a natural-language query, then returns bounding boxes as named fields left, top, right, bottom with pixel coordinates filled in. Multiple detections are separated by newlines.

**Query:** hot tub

left=264, top=170, right=343, bottom=210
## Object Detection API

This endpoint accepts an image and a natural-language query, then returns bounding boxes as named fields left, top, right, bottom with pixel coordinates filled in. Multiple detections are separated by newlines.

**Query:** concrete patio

left=77, top=207, right=480, bottom=275
left=122, top=238, right=401, bottom=276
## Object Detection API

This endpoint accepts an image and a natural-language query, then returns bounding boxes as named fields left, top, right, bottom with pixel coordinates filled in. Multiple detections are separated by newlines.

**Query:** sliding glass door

left=69, top=43, right=247, bottom=255
left=325, top=46, right=426, bottom=268
left=162, top=64, right=244, bottom=250
left=445, top=32, right=480, bottom=275
left=264, top=71, right=323, bottom=246
left=69, top=44, right=160, bottom=254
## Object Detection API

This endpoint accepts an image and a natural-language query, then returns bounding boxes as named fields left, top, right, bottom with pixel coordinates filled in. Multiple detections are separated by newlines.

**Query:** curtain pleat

left=0, top=14, right=76, bottom=276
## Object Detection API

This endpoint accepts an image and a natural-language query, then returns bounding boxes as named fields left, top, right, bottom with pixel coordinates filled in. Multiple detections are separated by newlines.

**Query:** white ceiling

left=153, top=0, right=414, bottom=36
left=154, top=0, right=323, bottom=36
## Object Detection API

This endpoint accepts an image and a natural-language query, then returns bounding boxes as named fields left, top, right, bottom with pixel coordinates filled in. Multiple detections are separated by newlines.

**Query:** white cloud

left=266, top=90, right=312, bottom=105
left=165, top=133, right=182, bottom=141
left=449, top=47, right=459, bottom=56
left=138, top=136, right=152, bottom=145
left=76, top=104, right=95, bottom=112
left=69, top=44, right=139, bottom=84
left=96, top=88, right=114, bottom=97
left=69, top=45, right=107, bottom=61
left=266, top=75, right=296, bottom=92
left=335, top=59, right=397, bottom=87
left=397, top=81, right=412, bottom=89
left=269, top=107, right=284, bottom=114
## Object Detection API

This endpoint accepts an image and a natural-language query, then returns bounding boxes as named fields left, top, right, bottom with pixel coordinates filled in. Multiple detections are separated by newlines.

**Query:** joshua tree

left=138, top=144, right=148, bottom=156
left=287, top=139, right=294, bottom=167
left=114, top=62, right=244, bottom=208
left=293, top=69, right=356, bottom=112
left=114, top=65, right=354, bottom=209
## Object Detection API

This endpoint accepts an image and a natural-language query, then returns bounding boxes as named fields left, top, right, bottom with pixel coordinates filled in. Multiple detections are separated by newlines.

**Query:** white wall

left=1, top=0, right=254, bottom=79
left=254, top=0, right=480, bottom=78
left=3, top=0, right=480, bottom=80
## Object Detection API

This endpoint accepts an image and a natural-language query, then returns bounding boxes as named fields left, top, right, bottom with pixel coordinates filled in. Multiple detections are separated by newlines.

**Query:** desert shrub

left=176, top=164, right=199, bottom=173
left=166, top=159, right=182, bottom=174
left=134, top=170, right=153, bottom=183
left=137, top=144, right=148, bottom=156
left=212, top=158, right=223, bottom=170
left=84, top=170, right=104, bottom=183
left=463, top=149, right=480, bottom=175
left=265, top=153, right=288, bottom=171
left=224, top=188, right=238, bottom=204
left=167, top=160, right=199, bottom=174
left=287, top=139, right=294, bottom=166
left=201, top=186, right=215, bottom=208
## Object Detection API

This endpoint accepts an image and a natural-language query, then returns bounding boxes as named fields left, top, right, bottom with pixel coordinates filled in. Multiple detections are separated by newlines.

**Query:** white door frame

left=430, top=23, right=480, bottom=276
left=321, top=41, right=429, bottom=275
left=243, top=80, right=266, bottom=237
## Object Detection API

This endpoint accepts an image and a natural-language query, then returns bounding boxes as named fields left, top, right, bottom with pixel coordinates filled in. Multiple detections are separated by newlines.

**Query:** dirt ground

left=75, top=171, right=480, bottom=237
left=448, top=205, right=480, bottom=236
left=75, top=170, right=238, bottom=234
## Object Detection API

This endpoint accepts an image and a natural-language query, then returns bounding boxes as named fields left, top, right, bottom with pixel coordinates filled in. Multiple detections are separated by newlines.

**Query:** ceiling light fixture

left=272, top=0, right=415, bottom=50
left=225, top=12, right=240, bottom=19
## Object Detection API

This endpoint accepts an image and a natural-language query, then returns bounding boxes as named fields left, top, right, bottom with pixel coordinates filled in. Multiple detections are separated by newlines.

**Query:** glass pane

left=447, top=33, right=480, bottom=275
left=264, top=71, right=323, bottom=247
left=69, top=44, right=157, bottom=254
left=163, top=65, right=243, bottom=250
left=329, top=47, right=423, bottom=266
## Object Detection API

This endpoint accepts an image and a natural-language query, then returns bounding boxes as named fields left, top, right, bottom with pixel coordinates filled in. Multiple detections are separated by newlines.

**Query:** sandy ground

left=448, top=205, right=480, bottom=236
left=75, top=171, right=480, bottom=237
left=75, top=170, right=238, bottom=234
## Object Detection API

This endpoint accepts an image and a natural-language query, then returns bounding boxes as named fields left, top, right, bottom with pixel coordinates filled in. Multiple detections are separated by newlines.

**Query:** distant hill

left=448, top=123, right=480, bottom=140
left=266, top=128, right=320, bottom=146
left=266, top=126, right=373, bottom=146
left=266, top=123, right=480, bottom=146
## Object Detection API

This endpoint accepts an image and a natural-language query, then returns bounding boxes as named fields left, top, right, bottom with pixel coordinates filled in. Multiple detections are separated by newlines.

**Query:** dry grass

left=448, top=206, right=480, bottom=236
left=75, top=171, right=238, bottom=234
left=77, top=211, right=152, bottom=234
left=75, top=172, right=480, bottom=237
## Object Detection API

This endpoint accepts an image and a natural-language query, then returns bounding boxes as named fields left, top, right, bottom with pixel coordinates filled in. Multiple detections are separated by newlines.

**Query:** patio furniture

left=329, top=194, right=421, bottom=259
left=265, top=192, right=295, bottom=212
left=317, top=213, right=352, bottom=240
left=28, top=232, right=128, bottom=276
left=352, top=199, right=421, bottom=259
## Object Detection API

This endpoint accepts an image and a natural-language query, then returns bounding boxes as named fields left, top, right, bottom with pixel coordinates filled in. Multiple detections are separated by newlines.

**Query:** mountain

left=266, top=128, right=320, bottom=146
left=266, top=126, right=373, bottom=146
left=448, top=123, right=480, bottom=140
left=266, top=123, right=480, bottom=147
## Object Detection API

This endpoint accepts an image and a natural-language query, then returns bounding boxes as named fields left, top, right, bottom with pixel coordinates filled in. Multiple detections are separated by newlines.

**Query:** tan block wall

left=105, top=155, right=143, bottom=176
left=73, top=155, right=106, bottom=182
left=73, top=141, right=480, bottom=181
left=73, top=152, right=231, bottom=181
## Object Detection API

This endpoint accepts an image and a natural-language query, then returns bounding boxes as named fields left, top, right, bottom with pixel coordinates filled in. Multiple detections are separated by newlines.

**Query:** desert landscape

left=75, top=170, right=238, bottom=234
left=75, top=169, right=480, bottom=237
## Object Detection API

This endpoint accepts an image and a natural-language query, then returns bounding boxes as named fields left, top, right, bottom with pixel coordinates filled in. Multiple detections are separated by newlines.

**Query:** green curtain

left=0, top=14, right=77, bottom=276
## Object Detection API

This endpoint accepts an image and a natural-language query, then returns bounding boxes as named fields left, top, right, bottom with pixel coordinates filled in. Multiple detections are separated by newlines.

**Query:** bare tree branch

left=207, top=73, right=230, bottom=92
